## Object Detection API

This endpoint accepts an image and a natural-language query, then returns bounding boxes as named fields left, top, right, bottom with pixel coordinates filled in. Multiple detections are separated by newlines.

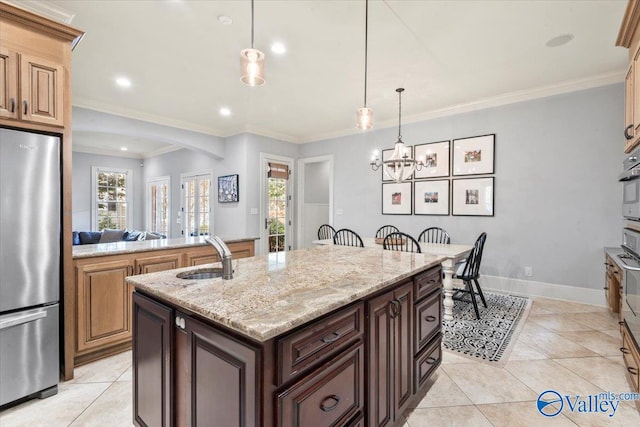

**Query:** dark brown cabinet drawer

left=277, top=303, right=364, bottom=385
left=414, top=266, right=442, bottom=301
left=277, top=342, right=364, bottom=427
left=414, top=290, right=441, bottom=355
left=414, top=334, right=442, bottom=393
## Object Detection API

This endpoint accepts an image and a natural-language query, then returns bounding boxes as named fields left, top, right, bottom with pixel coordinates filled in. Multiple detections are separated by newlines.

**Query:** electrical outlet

left=524, top=266, right=533, bottom=277
left=176, top=218, right=181, bottom=224
left=250, top=208, right=258, bottom=215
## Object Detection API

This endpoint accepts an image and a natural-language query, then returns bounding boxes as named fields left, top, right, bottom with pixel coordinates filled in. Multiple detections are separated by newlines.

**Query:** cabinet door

left=181, top=313, right=259, bottom=427
left=135, top=253, right=183, bottom=275
left=227, top=240, right=255, bottom=259
left=185, top=247, right=220, bottom=267
left=634, top=47, right=640, bottom=149
left=367, top=291, right=393, bottom=427
left=0, top=47, right=18, bottom=120
left=20, top=54, right=64, bottom=126
left=76, top=259, right=133, bottom=353
left=132, top=292, right=173, bottom=427
left=626, top=63, right=635, bottom=151
left=393, top=282, right=413, bottom=417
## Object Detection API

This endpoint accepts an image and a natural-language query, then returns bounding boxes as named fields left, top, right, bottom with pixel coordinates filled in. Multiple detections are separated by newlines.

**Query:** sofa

left=72, top=229, right=167, bottom=245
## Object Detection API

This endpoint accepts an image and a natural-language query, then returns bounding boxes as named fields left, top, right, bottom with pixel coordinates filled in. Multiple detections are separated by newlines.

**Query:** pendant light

left=240, top=0, right=265, bottom=86
left=370, top=88, right=424, bottom=182
left=356, top=0, right=373, bottom=129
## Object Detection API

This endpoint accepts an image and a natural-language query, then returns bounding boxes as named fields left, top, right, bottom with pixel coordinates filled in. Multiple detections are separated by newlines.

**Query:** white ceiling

left=17, top=0, right=631, bottom=156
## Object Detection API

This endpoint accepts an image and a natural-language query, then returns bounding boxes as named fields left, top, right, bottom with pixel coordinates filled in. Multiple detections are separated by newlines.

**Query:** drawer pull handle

left=425, top=315, right=436, bottom=322
left=619, top=321, right=625, bottom=326
left=628, top=367, right=638, bottom=376
left=321, top=331, right=341, bottom=344
left=604, top=287, right=609, bottom=291
left=625, top=124, right=634, bottom=140
left=425, top=356, right=437, bottom=365
left=23, top=100, right=28, bottom=115
left=9, top=97, right=15, bottom=113
left=621, top=347, right=630, bottom=355
left=320, top=395, right=340, bottom=412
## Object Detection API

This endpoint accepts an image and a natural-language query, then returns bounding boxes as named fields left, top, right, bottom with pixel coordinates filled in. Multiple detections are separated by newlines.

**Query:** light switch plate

left=250, top=208, right=258, bottom=215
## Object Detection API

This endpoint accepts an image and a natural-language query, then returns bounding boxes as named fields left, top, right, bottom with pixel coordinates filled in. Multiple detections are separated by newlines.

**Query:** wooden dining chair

left=376, top=225, right=400, bottom=239
left=452, top=232, right=487, bottom=319
left=383, top=232, right=421, bottom=253
left=418, top=227, right=451, bottom=244
left=317, top=224, right=336, bottom=240
left=333, top=228, right=364, bottom=248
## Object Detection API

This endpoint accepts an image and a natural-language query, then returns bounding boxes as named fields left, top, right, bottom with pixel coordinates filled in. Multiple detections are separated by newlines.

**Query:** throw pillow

left=78, top=231, right=102, bottom=245
left=144, top=232, right=163, bottom=240
left=100, top=229, right=125, bottom=243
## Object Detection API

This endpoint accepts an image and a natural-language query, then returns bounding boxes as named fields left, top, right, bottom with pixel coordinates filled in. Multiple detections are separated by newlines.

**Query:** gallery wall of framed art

left=379, top=134, right=495, bottom=216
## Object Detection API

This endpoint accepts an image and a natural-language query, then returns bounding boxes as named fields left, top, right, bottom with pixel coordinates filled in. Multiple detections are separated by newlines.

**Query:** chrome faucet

left=205, top=236, right=234, bottom=279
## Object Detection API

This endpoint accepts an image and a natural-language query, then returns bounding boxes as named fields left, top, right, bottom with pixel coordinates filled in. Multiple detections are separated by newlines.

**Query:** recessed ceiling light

left=218, top=15, right=232, bottom=25
left=271, top=42, right=286, bottom=55
left=219, top=107, right=231, bottom=117
left=115, top=77, right=132, bottom=88
left=120, top=147, right=128, bottom=151
left=546, top=34, right=574, bottom=48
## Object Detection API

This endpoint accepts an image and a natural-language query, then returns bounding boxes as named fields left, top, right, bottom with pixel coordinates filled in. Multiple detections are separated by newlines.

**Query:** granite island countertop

left=73, top=236, right=259, bottom=259
left=126, top=245, right=444, bottom=342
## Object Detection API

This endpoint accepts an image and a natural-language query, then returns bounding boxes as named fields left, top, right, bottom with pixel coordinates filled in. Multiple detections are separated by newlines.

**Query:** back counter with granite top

left=64, top=236, right=257, bottom=380
left=128, top=245, right=446, bottom=427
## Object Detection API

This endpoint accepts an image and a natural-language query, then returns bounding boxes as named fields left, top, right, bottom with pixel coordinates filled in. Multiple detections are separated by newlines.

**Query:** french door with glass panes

left=263, top=159, right=293, bottom=255
left=147, top=176, right=170, bottom=236
left=181, top=172, right=212, bottom=237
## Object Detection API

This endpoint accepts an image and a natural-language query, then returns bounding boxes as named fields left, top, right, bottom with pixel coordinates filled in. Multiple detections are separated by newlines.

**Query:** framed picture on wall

left=218, top=174, right=239, bottom=203
left=452, top=177, right=494, bottom=216
left=414, top=141, right=450, bottom=179
left=414, top=180, right=449, bottom=215
left=382, top=182, right=412, bottom=215
left=452, top=134, right=495, bottom=176
left=381, top=146, right=414, bottom=182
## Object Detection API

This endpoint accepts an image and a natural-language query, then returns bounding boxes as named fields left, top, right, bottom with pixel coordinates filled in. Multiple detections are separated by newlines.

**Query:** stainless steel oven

left=620, top=228, right=640, bottom=340
left=620, top=149, right=640, bottom=220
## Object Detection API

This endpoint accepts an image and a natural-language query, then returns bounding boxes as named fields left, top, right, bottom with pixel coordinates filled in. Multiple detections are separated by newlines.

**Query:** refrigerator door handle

left=0, top=310, right=47, bottom=330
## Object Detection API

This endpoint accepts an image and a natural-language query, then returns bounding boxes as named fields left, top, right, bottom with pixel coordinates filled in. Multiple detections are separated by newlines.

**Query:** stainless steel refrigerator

left=0, top=127, right=60, bottom=406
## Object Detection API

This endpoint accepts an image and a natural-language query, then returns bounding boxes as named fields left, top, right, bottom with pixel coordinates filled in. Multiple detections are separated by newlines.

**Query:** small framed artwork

left=382, top=182, right=412, bottom=215
left=382, top=146, right=414, bottom=182
left=414, top=180, right=450, bottom=215
left=452, top=134, right=495, bottom=176
left=218, top=174, right=239, bottom=203
left=414, top=141, right=450, bottom=179
left=452, top=177, right=494, bottom=216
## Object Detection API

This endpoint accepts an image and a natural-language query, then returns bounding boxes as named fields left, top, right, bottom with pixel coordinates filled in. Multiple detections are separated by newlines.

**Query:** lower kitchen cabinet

left=604, top=253, right=622, bottom=313
left=367, top=281, right=413, bottom=427
left=621, top=322, right=640, bottom=393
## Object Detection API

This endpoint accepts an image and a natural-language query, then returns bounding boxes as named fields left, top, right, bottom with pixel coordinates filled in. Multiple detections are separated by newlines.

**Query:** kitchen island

left=127, top=245, right=445, bottom=427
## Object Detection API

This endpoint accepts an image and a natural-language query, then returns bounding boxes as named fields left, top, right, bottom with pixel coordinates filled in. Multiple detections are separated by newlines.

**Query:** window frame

left=91, top=166, right=133, bottom=231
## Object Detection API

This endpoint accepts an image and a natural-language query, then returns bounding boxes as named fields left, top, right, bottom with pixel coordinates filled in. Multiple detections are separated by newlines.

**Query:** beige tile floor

left=1, top=296, right=640, bottom=426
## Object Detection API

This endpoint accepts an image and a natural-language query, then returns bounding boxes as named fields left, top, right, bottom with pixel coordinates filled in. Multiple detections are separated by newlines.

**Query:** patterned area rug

left=442, top=291, right=531, bottom=366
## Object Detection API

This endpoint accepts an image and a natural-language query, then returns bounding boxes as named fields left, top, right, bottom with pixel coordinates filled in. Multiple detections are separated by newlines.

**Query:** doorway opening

left=297, top=156, right=333, bottom=248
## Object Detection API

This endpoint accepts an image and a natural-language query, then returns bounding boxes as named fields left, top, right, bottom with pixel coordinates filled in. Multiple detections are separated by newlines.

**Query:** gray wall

left=300, top=84, right=624, bottom=291
left=72, top=152, right=144, bottom=231
left=305, top=162, right=330, bottom=204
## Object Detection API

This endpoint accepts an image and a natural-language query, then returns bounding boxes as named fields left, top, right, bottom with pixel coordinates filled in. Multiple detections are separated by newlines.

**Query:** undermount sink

left=176, top=268, right=224, bottom=280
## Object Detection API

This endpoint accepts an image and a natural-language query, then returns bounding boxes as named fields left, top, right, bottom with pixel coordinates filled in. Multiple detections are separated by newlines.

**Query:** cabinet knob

left=319, top=395, right=340, bottom=412
left=625, top=124, right=634, bottom=140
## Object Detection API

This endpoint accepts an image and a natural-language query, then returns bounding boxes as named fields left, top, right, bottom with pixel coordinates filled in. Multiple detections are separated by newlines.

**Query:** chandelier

left=356, top=0, right=372, bottom=129
left=240, top=0, right=265, bottom=86
left=370, top=88, right=423, bottom=182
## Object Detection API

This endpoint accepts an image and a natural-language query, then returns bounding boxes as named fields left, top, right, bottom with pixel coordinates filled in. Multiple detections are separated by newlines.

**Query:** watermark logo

left=537, top=390, right=563, bottom=417
left=536, top=390, right=639, bottom=418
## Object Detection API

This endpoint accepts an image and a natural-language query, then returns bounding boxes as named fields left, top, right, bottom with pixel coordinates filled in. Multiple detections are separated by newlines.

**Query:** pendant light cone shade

left=356, top=0, right=373, bottom=129
left=240, top=0, right=265, bottom=86
left=240, top=48, right=265, bottom=86
left=370, top=88, right=424, bottom=182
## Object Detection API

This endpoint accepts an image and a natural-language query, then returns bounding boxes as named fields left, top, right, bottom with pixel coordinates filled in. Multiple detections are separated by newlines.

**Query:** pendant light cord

left=251, top=0, right=255, bottom=48
left=364, top=0, right=368, bottom=107
left=398, top=89, right=402, bottom=140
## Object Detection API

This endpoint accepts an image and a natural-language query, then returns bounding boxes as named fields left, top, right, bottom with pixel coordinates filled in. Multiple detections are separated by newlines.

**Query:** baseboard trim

left=481, top=275, right=606, bottom=308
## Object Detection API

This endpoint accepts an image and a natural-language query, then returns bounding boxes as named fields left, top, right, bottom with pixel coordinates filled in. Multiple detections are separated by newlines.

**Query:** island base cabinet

left=177, top=312, right=259, bottom=427
left=132, top=292, right=172, bottom=427
left=276, top=341, right=364, bottom=427
left=367, top=281, right=413, bottom=427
